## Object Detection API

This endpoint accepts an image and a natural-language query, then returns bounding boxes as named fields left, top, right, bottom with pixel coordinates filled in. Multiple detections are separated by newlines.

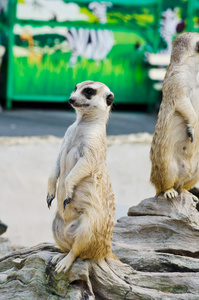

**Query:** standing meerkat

left=47, top=81, right=118, bottom=273
left=150, top=32, right=199, bottom=200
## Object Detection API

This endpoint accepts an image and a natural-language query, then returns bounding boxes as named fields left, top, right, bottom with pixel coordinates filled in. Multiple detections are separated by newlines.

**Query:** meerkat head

left=171, top=32, right=199, bottom=65
left=69, top=81, right=114, bottom=115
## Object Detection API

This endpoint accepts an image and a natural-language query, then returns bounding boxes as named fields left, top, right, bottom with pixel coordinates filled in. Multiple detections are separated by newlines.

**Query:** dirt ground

left=0, top=134, right=155, bottom=247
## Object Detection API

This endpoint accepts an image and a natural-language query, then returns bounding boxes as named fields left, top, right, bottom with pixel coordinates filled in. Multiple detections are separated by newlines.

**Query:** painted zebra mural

left=88, top=1, right=112, bottom=24
left=66, top=1, right=114, bottom=65
left=160, top=8, right=185, bottom=54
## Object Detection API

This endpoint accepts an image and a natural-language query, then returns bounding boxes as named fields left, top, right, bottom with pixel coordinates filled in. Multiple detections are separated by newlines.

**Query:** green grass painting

left=13, top=30, right=154, bottom=104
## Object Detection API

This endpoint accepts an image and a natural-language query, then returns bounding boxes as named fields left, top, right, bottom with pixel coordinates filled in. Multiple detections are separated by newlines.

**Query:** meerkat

left=47, top=81, right=118, bottom=273
left=150, top=32, right=199, bottom=201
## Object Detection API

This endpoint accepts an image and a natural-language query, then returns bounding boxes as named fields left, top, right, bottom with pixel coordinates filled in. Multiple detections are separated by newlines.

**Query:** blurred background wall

left=0, top=0, right=198, bottom=111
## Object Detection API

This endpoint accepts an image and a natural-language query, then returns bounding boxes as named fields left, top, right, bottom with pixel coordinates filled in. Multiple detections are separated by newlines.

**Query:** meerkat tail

left=110, top=252, right=120, bottom=261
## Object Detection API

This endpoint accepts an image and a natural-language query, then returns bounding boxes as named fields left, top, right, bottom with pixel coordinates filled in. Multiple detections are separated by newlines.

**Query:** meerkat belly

left=57, top=147, right=80, bottom=212
left=66, top=171, right=105, bottom=215
left=172, top=112, right=199, bottom=185
left=172, top=86, right=199, bottom=156
left=189, top=87, right=199, bottom=168
left=63, top=167, right=113, bottom=238
left=191, top=85, right=199, bottom=114
left=62, top=178, right=106, bottom=243
left=63, top=147, right=80, bottom=174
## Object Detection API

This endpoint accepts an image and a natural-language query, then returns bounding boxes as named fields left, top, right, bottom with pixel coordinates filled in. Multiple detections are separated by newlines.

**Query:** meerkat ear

left=106, top=93, right=114, bottom=106
left=195, top=41, right=199, bottom=53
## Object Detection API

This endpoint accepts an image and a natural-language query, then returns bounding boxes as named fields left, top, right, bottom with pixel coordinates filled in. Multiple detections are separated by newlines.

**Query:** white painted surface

left=0, top=138, right=155, bottom=247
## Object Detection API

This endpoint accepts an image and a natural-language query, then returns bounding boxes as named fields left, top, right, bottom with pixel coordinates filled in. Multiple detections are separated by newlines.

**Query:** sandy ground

left=0, top=134, right=155, bottom=247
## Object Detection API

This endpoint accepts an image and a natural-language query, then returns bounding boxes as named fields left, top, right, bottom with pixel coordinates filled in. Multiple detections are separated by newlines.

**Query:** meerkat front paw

left=187, top=125, right=194, bottom=142
left=47, top=177, right=57, bottom=208
left=63, top=181, right=74, bottom=210
left=63, top=197, right=72, bottom=209
left=63, top=191, right=73, bottom=209
left=46, top=193, right=55, bottom=209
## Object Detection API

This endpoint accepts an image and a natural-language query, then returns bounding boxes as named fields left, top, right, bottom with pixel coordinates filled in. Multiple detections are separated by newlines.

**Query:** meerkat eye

left=83, top=88, right=95, bottom=95
left=196, top=41, right=199, bottom=53
left=82, top=87, right=97, bottom=99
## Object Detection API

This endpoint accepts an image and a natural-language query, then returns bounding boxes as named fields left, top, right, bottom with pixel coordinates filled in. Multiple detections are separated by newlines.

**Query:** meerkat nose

left=69, top=98, right=75, bottom=104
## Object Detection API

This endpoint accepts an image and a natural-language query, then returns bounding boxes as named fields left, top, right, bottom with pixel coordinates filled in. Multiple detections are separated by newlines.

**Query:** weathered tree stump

left=113, top=193, right=199, bottom=273
left=1, top=193, right=199, bottom=299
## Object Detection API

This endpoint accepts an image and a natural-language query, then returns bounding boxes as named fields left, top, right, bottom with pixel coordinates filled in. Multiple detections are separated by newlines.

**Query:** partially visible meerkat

left=47, top=81, right=118, bottom=273
left=150, top=32, right=199, bottom=201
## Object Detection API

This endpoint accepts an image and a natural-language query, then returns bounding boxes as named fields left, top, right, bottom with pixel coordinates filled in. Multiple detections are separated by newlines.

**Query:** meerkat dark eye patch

left=74, top=85, right=77, bottom=92
left=196, top=41, right=199, bottom=53
left=82, top=87, right=97, bottom=99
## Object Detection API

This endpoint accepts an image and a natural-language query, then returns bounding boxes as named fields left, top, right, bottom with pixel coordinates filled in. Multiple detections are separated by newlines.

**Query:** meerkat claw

left=63, top=198, right=72, bottom=209
left=51, top=253, right=65, bottom=266
left=187, top=127, right=194, bottom=142
left=164, top=188, right=178, bottom=199
left=48, top=261, right=53, bottom=267
left=192, top=195, right=199, bottom=203
left=47, top=195, right=54, bottom=209
left=188, top=192, right=198, bottom=203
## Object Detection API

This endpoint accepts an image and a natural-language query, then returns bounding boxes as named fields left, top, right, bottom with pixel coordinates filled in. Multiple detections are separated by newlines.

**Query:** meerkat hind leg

left=164, top=188, right=178, bottom=199
left=55, top=250, right=76, bottom=274
left=51, top=253, right=66, bottom=266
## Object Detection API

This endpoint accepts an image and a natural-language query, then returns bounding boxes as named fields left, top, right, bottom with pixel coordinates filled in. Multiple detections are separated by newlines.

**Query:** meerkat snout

left=69, top=98, right=75, bottom=104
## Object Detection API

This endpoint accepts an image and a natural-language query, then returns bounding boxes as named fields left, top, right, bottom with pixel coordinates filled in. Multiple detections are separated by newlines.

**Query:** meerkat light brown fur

left=150, top=32, right=199, bottom=200
left=47, top=81, right=118, bottom=273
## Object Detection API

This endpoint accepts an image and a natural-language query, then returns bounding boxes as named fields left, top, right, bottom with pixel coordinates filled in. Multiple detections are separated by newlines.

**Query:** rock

left=0, top=220, right=7, bottom=236
left=0, top=243, right=199, bottom=299
left=128, top=193, right=199, bottom=225
left=113, top=193, right=199, bottom=272
left=1, top=193, right=199, bottom=299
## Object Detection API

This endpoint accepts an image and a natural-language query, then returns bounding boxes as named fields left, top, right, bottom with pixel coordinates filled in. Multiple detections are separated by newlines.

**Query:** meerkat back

left=150, top=32, right=199, bottom=201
